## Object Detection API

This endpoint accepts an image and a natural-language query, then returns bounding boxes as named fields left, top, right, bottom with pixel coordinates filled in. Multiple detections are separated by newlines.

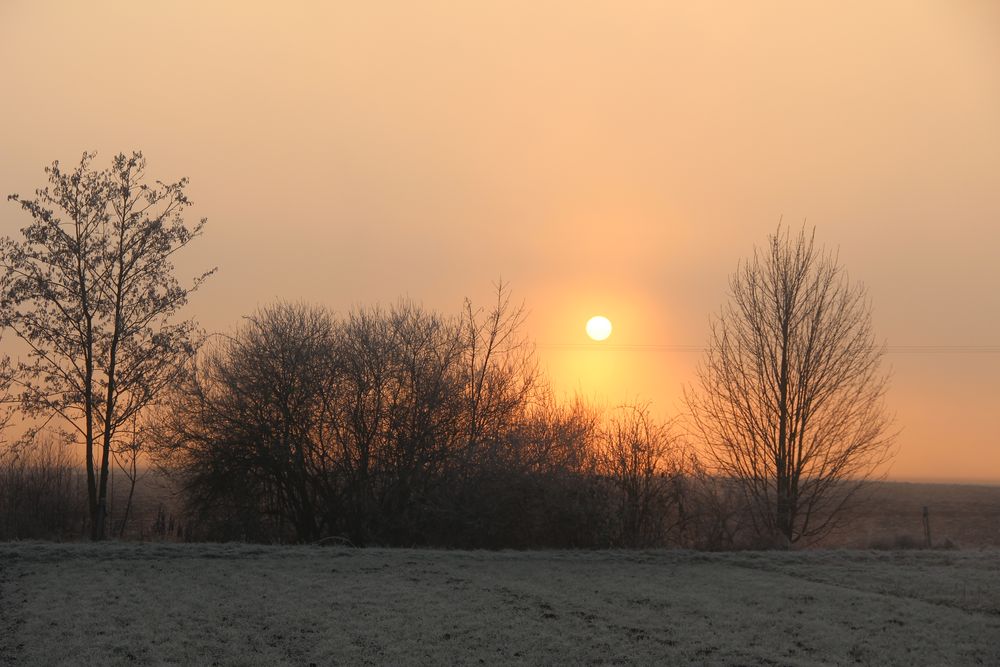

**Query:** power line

left=882, top=346, right=1000, bottom=354
left=538, top=344, right=703, bottom=352
left=537, top=343, right=1000, bottom=355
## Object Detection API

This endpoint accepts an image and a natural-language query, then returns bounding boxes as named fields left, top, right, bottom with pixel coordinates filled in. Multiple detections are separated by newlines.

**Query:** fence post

left=922, top=505, right=931, bottom=548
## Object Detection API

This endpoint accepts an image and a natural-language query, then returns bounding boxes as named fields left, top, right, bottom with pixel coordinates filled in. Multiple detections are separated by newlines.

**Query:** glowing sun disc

left=586, top=315, right=613, bottom=341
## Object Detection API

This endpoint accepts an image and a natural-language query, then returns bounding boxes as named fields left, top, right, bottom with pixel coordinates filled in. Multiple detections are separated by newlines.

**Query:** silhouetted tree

left=598, top=404, right=683, bottom=547
left=156, top=288, right=622, bottom=548
left=502, top=395, right=607, bottom=548
left=328, top=302, right=465, bottom=545
left=686, top=226, right=895, bottom=546
left=433, top=283, right=558, bottom=545
left=156, top=302, right=338, bottom=542
left=459, top=282, right=541, bottom=464
left=2, top=152, right=213, bottom=539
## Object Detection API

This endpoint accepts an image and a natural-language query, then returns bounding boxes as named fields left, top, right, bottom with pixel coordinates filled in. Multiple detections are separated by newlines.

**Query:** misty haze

left=1, top=1, right=998, bottom=665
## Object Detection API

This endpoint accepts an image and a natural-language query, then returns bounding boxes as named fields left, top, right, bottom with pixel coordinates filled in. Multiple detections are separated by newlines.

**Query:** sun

left=585, top=315, right=613, bottom=341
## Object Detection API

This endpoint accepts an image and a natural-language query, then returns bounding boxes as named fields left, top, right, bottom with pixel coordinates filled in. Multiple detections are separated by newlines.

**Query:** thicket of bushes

left=151, top=293, right=717, bottom=548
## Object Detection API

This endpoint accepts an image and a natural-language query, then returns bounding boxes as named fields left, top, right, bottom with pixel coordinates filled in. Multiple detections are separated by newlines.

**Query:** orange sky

left=1, top=1, right=998, bottom=483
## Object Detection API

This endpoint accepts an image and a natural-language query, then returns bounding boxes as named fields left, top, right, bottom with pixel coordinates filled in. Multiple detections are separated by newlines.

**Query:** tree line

left=0, top=152, right=895, bottom=548
left=153, top=296, right=694, bottom=547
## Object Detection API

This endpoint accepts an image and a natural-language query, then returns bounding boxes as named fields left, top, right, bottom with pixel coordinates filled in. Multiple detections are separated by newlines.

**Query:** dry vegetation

left=1, top=542, right=998, bottom=665
left=6, top=444, right=998, bottom=552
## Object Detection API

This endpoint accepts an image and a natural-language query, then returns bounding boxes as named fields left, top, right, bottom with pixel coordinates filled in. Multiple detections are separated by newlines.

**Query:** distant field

left=91, top=473, right=1000, bottom=549
left=2, top=543, right=998, bottom=665
left=820, top=481, right=1000, bottom=549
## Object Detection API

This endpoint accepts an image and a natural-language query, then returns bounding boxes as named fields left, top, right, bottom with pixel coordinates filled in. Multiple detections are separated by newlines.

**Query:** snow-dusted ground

left=1, top=543, right=998, bottom=665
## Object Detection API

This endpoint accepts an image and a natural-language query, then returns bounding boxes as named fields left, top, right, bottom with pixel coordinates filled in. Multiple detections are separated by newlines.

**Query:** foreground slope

left=1, top=543, right=998, bottom=665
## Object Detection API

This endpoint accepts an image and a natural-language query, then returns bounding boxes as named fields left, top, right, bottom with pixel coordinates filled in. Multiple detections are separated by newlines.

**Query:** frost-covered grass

left=1, top=543, right=998, bottom=665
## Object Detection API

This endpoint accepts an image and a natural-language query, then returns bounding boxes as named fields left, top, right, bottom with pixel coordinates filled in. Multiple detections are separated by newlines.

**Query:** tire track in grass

left=720, top=553, right=1000, bottom=619
left=705, top=557, right=1000, bottom=666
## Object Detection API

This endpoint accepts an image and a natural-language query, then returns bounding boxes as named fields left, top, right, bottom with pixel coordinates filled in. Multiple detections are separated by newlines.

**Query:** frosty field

left=1, top=543, right=998, bottom=666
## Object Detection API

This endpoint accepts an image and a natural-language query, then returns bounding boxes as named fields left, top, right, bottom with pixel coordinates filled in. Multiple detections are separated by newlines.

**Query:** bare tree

left=598, top=403, right=683, bottom=547
left=460, top=281, right=541, bottom=460
left=329, top=302, right=465, bottom=545
left=2, top=152, right=213, bottom=539
left=156, top=302, right=339, bottom=542
left=685, top=226, right=895, bottom=546
left=156, top=284, right=678, bottom=549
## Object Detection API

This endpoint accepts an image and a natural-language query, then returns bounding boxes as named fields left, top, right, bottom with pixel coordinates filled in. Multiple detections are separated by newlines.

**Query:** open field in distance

left=819, top=481, right=1000, bottom=549
left=34, top=473, right=1000, bottom=550
left=1, top=543, right=998, bottom=665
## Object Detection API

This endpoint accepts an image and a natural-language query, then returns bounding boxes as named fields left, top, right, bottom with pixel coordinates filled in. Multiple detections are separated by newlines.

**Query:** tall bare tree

left=2, top=152, right=213, bottom=539
left=461, top=281, right=540, bottom=458
left=686, top=226, right=895, bottom=546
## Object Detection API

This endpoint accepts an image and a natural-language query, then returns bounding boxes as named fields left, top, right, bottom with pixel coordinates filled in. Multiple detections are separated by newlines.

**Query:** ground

left=1, top=543, right=998, bottom=665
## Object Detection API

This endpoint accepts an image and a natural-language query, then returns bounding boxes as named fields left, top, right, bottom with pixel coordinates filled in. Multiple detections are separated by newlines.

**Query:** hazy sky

left=2, top=1, right=998, bottom=482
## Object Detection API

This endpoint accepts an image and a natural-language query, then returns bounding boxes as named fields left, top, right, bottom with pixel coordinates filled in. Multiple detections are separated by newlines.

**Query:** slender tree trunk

left=84, top=321, right=99, bottom=539
left=775, top=306, right=793, bottom=545
left=85, top=401, right=97, bottom=539
left=78, top=217, right=99, bottom=540
left=96, top=197, right=129, bottom=542
left=95, top=330, right=119, bottom=542
left=118, top=470, right=137, bottom=539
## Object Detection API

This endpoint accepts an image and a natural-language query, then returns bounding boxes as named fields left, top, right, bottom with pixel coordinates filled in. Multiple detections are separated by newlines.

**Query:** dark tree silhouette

left=2, top=152, right=213, bottom=539
left=155, top=290, right=611, bottom=548
left=329, top=302, right=466, bottom=545
left=598, top=404, right=684, bottom=547
left=460, top=282, right=540, bottom=461
left=686, top=226, right=895, bottom=546
left=156, top=302, right=338, bottom=542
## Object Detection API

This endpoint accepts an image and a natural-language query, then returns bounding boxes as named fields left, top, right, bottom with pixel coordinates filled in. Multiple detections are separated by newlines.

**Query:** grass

left=1, top=543, right=998, bottom=665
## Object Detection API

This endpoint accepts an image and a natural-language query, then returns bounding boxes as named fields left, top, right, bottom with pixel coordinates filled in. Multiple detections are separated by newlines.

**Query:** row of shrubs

left=0, top=438, right=956, bottom=549
left=0, top=294, right=924, bottom=550
left=145, top=297, right=764, bottom=548
left=0, top=438, right=750, bottom=549
left=0, top=291, right=767, bottom=548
